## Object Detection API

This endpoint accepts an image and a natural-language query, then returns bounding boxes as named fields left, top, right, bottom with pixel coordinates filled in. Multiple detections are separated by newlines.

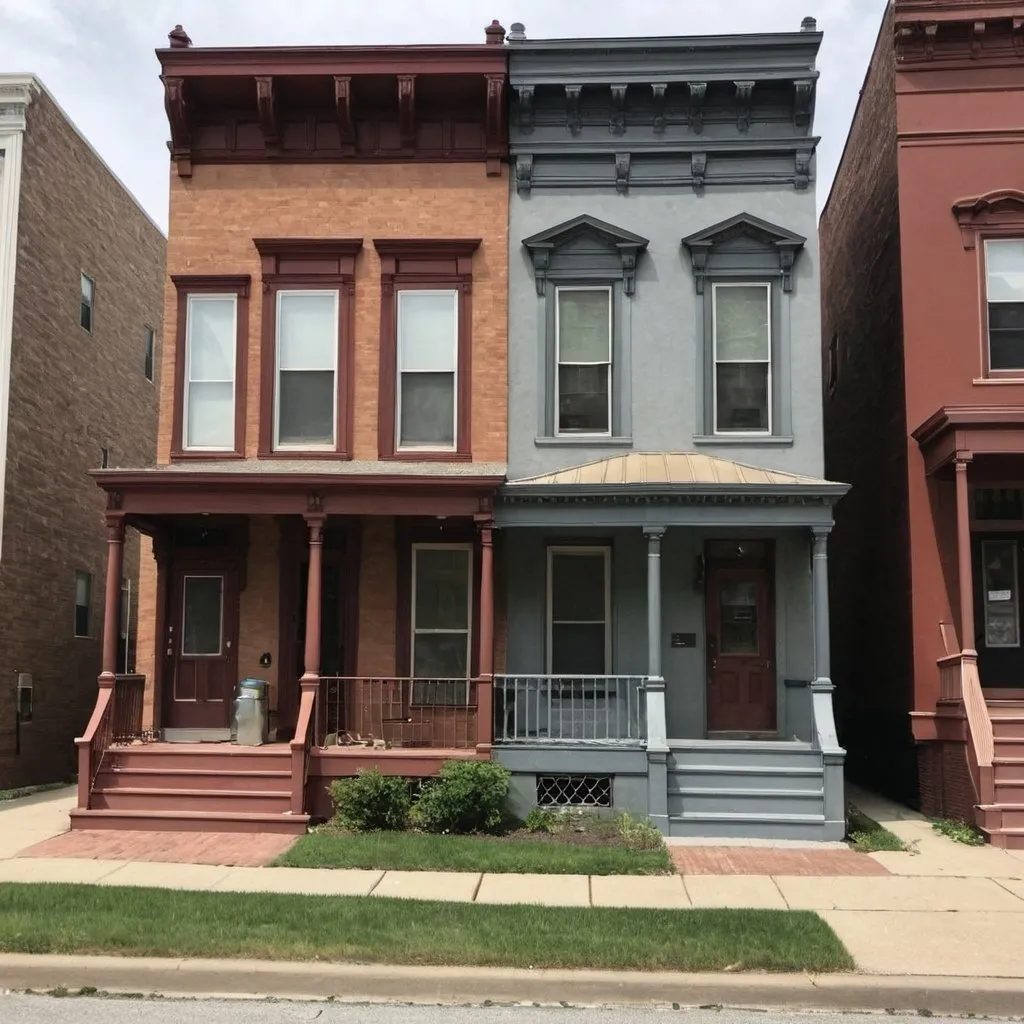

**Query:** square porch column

left=643, top=526, right=669, bottom=833
left=476, top=521, right=495, bottom=755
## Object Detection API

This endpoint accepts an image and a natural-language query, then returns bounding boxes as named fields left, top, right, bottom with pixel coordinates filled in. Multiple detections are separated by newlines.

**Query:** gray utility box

left=232, top=678, right=269, bottom=746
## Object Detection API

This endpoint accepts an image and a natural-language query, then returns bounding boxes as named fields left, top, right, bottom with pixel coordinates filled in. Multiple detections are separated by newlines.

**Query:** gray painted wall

left=508, top=186, right=824, bottom=480
left=502, top=525, right=815, bottom=740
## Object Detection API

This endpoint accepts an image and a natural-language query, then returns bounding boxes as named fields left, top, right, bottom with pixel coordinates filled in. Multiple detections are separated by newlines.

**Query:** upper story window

left=712, top=283, right=772, bottom=434
left=985, top=239, right=1024, bottom=372
left=556, top=287, right=612, bottom=436
left=275, top=290, right=339, bottom=450
left=80, top=274, right=94, bottom=333
left=397, top=290, right=458, bottom=450
left=254, top=239, right=361, bottom=459
left=375, top=238, right=480, bottom=461
left=144, top=327, right=155, bottom=382
left=74, top=570, right=92, bottom=638
left=522, top=215, right=648, bottom=447
left=682, top=213, right=805, bottom=446
left=171, top=275, right=251, bottom=459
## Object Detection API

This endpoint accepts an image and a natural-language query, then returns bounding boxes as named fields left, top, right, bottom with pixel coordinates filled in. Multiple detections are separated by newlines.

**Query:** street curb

left=1, top=955, right=1023, bottom=1015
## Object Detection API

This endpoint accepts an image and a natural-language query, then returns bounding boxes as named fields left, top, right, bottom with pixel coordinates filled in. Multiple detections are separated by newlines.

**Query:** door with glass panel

left=974, top=535, right=1024, bottom=688
left=164, top=569, right=239, bottom=729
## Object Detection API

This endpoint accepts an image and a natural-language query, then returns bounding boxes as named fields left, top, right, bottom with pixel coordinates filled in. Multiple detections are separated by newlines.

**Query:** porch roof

left=912, top=405, right=1024, bottom=475
left=497, top=452, right=847, bottom=528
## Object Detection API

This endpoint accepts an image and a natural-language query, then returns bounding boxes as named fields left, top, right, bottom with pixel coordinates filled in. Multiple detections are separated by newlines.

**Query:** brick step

left=90, top=787, right=292, bottom=815
left=105, top=748, right=291, bottom=774
left=96, top=768, right=291, bottom=793
left=994, top=758, right=1024, bottom=781
left=70, top=807, right=309, bottom=835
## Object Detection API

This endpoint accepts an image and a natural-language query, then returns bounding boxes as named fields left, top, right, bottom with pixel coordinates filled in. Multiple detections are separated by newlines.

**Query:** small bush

left=412, top=760, right=511, bottom=834
left=931, top=817, right=985, bottom=846
left=617, top=812, right=665, bottom=851
left=523, top=808, right=556, bottom=833
left=845, top=805, right=908, bottom=852
left=328, top=768, right=411, bottom=832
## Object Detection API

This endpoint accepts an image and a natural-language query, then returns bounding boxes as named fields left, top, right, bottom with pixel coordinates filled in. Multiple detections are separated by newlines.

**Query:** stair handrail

left=289, top=677, right=318, bottom=815
left=958, top=650, right=995, bottom=809
left=74, top=675, right=116, bottom=808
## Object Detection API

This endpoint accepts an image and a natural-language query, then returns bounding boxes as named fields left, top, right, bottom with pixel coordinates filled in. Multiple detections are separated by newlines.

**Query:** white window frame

left=554, top=285, right=613, bottom=438
left=982, top=539, right=1020, bottom=649
left=183, top=293, right=237, bottom=452
left=180, top=574, right=225, bottom=658
left=272, top=288, right=339, bottom=452
left=410, top=543, right=474, bottom=692
left=546, top=546, right=612, bottom=674
left=984, top=238, right=1024, bottom=373
left=711, top=281, right=772, bottom=436
left=396, top=289, right=459, bottom=453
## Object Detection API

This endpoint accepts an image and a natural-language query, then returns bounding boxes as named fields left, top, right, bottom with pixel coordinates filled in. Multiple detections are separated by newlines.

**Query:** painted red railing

left=112, top=674, right=146, bottom=743
left=289, top=679, right=319, bottom=815
left=75, top=678, right=115, bottom=808
left=938, top=653, right=964, bottom=701
left=939, top=651, right=995, bottom=813
left=314, top=677, right=480, bottom=750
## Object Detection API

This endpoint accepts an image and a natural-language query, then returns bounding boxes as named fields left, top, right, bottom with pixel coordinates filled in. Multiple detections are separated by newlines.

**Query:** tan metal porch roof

left=506, top=452, right=836, bottom=489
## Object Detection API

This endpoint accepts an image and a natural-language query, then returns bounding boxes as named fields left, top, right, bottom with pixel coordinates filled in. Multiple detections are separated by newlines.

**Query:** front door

left=973, top=534, right=1024, bottom=689
left=164, top=569, right=239, bottom=730
left=705, top=559, right=775, bottom=733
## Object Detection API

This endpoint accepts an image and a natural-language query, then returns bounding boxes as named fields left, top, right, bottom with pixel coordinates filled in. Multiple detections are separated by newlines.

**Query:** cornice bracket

left=924, top=23, right=938, bottom=60
left=163, top=76, right=193, bottom=177
left=1014, top=18, right=1024, bottom=56
left=334, top=76, right=355, bottom=153
left=795, top=149, right=812, bottom=192
left=397, top=75, right=416, bottom=150
left=609, top=85, right=627, bottom=136
left=971, top=20, right=985, bottom=59
left=651, top=83, right=667, bottom=134
left=793, top=79, right=814, bottom=130
left=691, top=152, right=707, bottom=196
left=735, top=81, right=754, bottom=133
left=614, top=152, right=630, bottom=195
left=565, top=85, right=581, bottom=136
left=516, top=85, right=534, bottom=134
left=485, top=74, right=505, bottom=169
left=255, top=76, right=279, bottom=153
left=687, top=81, right=707, bottom=135
left=515, top=154, right=534, bottom=197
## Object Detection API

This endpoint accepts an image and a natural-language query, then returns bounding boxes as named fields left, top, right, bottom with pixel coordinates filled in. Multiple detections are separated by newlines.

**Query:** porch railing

left=111, top=674, right=146, bottom=743
left=939, top=651, right=995, bottom=811
left=493, top=675, right=647, bottom=745
left=314, top=677, right=479, bottom=750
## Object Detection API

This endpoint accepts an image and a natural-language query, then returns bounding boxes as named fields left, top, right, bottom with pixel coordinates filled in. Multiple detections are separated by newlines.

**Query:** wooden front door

left=973, top=533, right=1024, bottom=689
left=164, top=568, right=240, bottom=729
left=705, top=561, right=776, bottom=733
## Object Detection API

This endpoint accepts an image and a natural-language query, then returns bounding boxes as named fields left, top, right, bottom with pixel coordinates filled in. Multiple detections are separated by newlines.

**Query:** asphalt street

left=0, top=996, right=984, bottom=1024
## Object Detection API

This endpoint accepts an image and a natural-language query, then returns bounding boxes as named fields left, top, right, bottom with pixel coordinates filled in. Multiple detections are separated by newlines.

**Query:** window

left=827, top=332, right=839, bottom=395
left=713, top=283, right=771, bottom=434
left=184, top=294, right=237, bottom=450
left=144, top=328, right=155, bottom=382
left=411, top=545, right=472, bottom=704
left=556, top=287, right=612, bottom=435
left=120, top=577, right=131, bottom=639
left=74, top=571, right=92, bottom=638
left=181, top=575, right=224, bottom=656
left=985, top=240, right=1024, bottom=371
left=982, top=540, right=1020, bottom=648
left=547, top=547, right=611, bottom=674
left=397, top=290, right=457, bottom=450
left=275, top=290, right=338, bottom=449
left=80, top=274, right=94, bottom=332
left=100, top=446, right=108, bottom=469
left=16, top=674, right=32, bottom=724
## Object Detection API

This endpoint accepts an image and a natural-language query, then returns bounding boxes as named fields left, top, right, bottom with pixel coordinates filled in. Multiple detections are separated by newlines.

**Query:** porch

left=494, top=452, right=850, bottom=840
left=72, top=462, right=502, bottom=832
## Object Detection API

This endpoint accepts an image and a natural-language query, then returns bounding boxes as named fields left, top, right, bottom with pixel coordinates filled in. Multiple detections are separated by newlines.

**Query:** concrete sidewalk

left=2, top=784, right=1024, bottom=979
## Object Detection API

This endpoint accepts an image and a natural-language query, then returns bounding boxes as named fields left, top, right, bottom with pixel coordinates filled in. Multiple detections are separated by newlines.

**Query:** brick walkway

left=671, top=846, right=891, bottom=876
left=19, top=830, right=297, bottom=867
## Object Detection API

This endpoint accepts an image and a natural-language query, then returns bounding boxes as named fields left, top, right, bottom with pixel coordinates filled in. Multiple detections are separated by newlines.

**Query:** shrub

left=328, top=769, right=411, bottom=832
left=931, top=817, right=985, bottom=846
left=412, top=760, right=511, bottom=834
left=523, top=808, right=557, bottom=833
left=617, top=812, right=665, bottom=851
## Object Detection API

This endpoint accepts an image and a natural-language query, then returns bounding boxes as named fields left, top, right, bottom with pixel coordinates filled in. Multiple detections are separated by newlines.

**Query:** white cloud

left=0, top=0, right=888, bottom=230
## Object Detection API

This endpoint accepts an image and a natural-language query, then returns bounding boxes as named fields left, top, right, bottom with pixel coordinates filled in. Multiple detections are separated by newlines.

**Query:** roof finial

left=484, top=20, right=506, bottom=45
left=508, top=22, right=527, bottom=43
left=801, top=16, right=817, bottom=32
left=168, top=24, right=192, bottom=48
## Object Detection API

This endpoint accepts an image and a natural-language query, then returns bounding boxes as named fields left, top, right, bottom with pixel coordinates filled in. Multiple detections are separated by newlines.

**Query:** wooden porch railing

left=939, top=651, right=995, bottom=810
left=290, top=679, right=318, bottom=815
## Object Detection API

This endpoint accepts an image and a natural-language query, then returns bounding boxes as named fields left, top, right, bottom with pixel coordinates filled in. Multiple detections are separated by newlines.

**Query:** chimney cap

left=168, top=24, right=192, bottom=48
left=484, top=19, right=506, bottom=45
left=508, top=22, right=527, bottom=42
left=801, top=16, right=817, bottom=32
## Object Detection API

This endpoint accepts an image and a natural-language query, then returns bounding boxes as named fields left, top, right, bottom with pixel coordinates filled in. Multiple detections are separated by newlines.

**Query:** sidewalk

left=2, top=784, right=1024, bottom=980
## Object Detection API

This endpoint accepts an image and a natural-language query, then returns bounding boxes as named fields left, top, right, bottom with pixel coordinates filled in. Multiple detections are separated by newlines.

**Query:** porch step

left=97, top=768, right=291, bottom=792
left=994, top=738, right=1024, bottom=759
left=668, top=786, right=824, bottom=816
left=988, top=828, right=1024, bottom=851
left=994, top=778, right=1024, bottom=803
left=668, top=811, right=834, bottom=841
left=671, top=764, right=824, bottom=791
left=70, top=808, right=310, bottom=835
left=994, top=757, right=1024, bottom=781
left=90, top=788, right=292, bottom=815
left=104, top=745, right=291, bottom=774
left=990, top=716, right=1024, bottom=740
left=668, top=740, right=821, bottom=770
left=980, top=804, right=1024, bottom=830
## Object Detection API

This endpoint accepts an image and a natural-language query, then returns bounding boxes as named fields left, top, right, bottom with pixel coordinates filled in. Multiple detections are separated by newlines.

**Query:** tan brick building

left=0, top=76, right=164, bottom=788
left=75, top=25, right=510, bottom=831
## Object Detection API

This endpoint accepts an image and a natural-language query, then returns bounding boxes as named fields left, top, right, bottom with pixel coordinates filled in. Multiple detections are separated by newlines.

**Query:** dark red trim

left=170, top=275, right=251, bottom=461
left=254, top=239, right=362, bottom=460
left=374, top=239, right=480, bottom=461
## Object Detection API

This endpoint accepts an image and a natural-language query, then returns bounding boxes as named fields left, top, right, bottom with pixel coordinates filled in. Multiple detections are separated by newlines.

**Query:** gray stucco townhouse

left=492, top=19, right=849, bottom=840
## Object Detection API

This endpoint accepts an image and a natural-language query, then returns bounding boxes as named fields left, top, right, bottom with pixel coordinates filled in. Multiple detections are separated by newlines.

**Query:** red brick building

left=0, top=76, right=164, bottom=788
left=73, top=25, right=509, bottom=831
left=821, top=0, right=1024, bottom=846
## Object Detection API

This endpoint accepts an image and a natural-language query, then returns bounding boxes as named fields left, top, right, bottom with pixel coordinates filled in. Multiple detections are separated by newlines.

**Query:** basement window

left=536, top=774, right=612, bottom=808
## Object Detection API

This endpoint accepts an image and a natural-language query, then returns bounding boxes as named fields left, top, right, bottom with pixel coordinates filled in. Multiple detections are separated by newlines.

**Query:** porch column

left=955, top=456, right=976, bottom=654
left=101, top=516, right=126, bottom=681
left=811, top=525, right=832, bottom=684
left=301, top=513, right=326, bottom=682
left=476, top=522, right=495, bottom=754
left=643, top=526, right=669, bottom=834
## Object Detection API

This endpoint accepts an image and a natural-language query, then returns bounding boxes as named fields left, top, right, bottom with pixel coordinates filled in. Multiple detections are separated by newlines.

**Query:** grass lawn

left=274, top=828, right=673, bottom=875
left=0, top=883, right=853, bottom=973
left=845, top=805, right=908, bottom=853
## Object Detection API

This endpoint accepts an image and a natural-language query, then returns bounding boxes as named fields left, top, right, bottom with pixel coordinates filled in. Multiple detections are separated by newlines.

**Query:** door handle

left=226, top=640, right=232, bottom=650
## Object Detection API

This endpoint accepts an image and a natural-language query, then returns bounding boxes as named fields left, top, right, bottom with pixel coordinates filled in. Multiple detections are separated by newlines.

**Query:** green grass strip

left=0, top=883, right=853, bottom=973
left=274, top=830, right=672, bottom=875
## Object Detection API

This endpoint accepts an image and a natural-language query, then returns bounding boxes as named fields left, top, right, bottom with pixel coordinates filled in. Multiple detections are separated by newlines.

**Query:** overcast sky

left=0, top=0, right=887, bottom=233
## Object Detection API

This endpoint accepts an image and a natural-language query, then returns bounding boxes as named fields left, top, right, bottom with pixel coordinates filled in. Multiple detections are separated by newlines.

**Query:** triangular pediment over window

left=681, top=212, right=806, bottom=293
left=522, top=214, right=650, bottom=296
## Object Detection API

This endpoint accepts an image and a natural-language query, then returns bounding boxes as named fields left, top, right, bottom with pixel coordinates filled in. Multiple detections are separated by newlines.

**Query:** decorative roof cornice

left=894, top=3, right=1024, bottom=65
left=0, top=75, right=38, bottom=134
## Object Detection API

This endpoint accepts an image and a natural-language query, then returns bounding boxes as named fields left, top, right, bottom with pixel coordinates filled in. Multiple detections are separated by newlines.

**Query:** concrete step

left=69, top=807, right=309, bottom=835
left=668, top=740, right=820, bottom=770
left=668, top=786, right=824, bottom=816
left=90, top=788, right=292, bottom=815
left=667, top=763, right=824, bottom=792
left=667, top=810, right=832, bottom=841
left=96, top=767, right=291, bottom=793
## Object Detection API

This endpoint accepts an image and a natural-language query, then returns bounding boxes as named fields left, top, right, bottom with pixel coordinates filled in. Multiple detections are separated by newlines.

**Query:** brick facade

left=0, top=87, right=163, bottom=786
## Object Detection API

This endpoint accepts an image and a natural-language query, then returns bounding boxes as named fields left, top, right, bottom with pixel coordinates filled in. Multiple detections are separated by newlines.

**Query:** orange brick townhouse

left=72, top=23, right=510, bottom=831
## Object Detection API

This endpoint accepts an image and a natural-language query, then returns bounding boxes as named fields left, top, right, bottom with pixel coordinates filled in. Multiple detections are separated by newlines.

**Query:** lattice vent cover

left=536, top=774, right=612, bottom=807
